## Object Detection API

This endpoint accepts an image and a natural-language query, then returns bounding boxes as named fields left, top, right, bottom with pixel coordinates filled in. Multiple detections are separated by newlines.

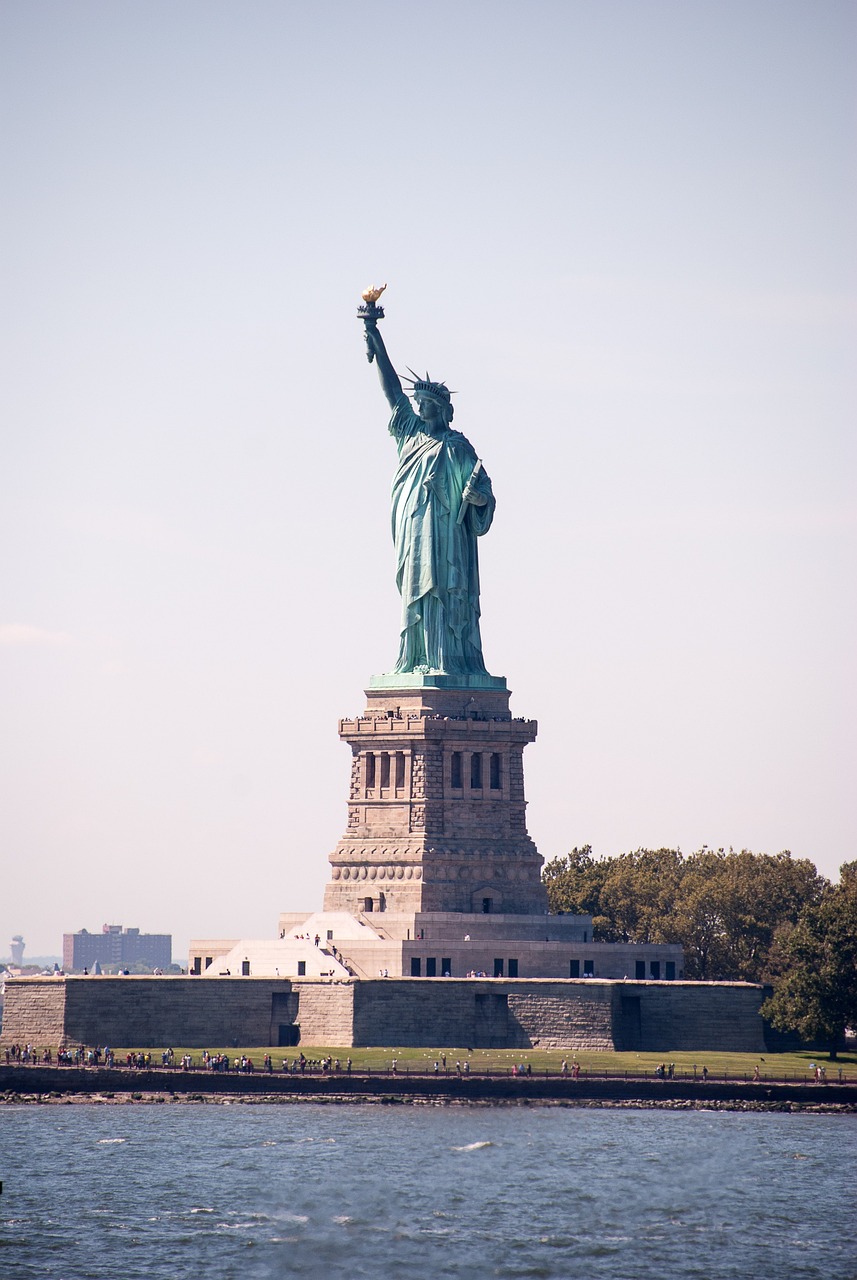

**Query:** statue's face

left=415, top=393, right=443, bottom=424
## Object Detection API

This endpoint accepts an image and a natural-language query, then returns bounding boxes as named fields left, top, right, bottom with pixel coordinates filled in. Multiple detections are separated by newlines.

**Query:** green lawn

left=105, top=1046, right=856, bottom=1082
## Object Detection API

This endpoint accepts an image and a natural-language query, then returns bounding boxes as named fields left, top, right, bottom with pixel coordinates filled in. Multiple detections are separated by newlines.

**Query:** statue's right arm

left=364, top=324, right=403, bottom=408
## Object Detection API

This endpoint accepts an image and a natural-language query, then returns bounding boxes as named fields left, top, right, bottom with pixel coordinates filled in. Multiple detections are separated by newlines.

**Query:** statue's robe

left=388, top=394, right=495, bottom=675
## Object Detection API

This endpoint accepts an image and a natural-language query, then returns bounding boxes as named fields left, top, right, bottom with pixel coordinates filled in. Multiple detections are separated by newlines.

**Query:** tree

left=676, top=849, right=825, bottom=981
left=542, top=845, right=826, bottom=981
left=543, top=847, right=686, bottom=942
left=597, top=849, right=685, bottom=944
left=542, top=847, right=608, bottom=920
left=761, top=861, right=857, bottom=1058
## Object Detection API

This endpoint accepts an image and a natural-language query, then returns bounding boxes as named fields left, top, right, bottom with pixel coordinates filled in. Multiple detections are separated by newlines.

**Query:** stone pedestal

left=323, top=677, right=546, bottom=917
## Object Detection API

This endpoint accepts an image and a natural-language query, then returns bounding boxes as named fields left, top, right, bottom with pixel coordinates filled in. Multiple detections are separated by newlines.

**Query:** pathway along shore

left=2, top=1065, right=855, bottom=1109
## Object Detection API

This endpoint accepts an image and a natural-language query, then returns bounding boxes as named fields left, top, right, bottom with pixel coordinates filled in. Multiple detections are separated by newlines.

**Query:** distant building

left=62, top=925, right=171, bottom=973
left=10, top=936, right=25, bottom=966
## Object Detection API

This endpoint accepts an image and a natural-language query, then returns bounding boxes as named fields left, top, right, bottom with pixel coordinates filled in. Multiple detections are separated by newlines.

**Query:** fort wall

left=3, top=976, right=767, bottom=1053
left=631, top=982, right=767, bottom=1053
left=1, top=978, right=67, bottom=1045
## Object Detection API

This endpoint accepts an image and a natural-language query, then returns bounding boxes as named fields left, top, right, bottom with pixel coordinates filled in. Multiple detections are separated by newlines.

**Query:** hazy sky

left=1, top=0, right=854, bottom=961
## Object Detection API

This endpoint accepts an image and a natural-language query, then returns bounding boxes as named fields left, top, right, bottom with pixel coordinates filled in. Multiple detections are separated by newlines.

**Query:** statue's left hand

left=462, top=482, right=487, bottom=507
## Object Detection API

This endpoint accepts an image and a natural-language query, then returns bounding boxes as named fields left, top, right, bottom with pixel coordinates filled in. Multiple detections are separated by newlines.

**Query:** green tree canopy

left=597, top=849, right=685, bottom=945
left=542, top=846, right=606, bottom=919
left=543, top=846, right=826, bottom=982
left=676, top=849, right=825, bottom=980
left=761, top=861, right=857, bottom=1058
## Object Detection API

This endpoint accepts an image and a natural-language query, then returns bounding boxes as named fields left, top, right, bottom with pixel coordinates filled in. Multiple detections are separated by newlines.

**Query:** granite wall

left=1, top=976, right=767, bottom=1053
left=1, top=978, right=352, bottom=1050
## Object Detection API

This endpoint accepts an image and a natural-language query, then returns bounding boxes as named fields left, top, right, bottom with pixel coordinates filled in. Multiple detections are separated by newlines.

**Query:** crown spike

left=402, top=366, right=453, bottom=404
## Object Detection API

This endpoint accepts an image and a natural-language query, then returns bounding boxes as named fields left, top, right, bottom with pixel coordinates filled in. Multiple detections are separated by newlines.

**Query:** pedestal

left=323, top=677, right=547, bottom=917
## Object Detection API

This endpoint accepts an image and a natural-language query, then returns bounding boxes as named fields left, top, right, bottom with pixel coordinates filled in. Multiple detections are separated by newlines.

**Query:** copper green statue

left=359, top=286, right=496, bottom=678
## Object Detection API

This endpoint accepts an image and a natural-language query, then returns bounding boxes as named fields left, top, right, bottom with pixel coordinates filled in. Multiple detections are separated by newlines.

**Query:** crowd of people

left=3, top=1043, right=116, bottom=1067
left=280, top=1054, right=352, bottom=1074
left=4, top=1044, right=53, bottom=1065
left=1, top=1043, right=846, bottom=1084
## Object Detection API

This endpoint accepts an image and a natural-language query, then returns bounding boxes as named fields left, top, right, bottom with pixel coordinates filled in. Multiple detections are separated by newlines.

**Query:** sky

left=1, top=0, right=854, bottom=962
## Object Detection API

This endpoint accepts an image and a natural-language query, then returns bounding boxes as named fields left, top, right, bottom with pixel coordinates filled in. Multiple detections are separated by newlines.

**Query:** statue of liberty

left=360, top=288, right=496, bottom=678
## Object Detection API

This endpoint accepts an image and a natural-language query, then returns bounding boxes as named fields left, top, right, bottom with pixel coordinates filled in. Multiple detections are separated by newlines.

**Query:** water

left=1, top=1102, right=854, bottom=1278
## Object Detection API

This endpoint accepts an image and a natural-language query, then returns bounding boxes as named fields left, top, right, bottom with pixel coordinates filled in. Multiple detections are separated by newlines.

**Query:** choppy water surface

left=1, top=1103, right=854, bottom=1278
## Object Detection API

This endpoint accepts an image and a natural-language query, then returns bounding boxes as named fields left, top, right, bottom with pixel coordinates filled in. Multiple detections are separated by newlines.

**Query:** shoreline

left=2, top=1065, right=855, bottom=1112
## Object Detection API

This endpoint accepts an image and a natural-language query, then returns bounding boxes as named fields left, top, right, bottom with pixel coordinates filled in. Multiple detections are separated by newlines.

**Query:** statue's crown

left=403, top=368, right=453, bottom=403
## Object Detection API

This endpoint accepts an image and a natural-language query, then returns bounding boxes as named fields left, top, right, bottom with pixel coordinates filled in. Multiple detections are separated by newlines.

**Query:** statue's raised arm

left=355, top=285, right=497, bottom=680
left=358, top=283, right=402, bottom=408
left=364, top=322, right=402, bottom=409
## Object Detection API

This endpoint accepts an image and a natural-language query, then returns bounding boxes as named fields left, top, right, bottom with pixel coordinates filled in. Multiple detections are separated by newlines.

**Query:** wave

left=452, top=1140, right=494, bottom=1152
